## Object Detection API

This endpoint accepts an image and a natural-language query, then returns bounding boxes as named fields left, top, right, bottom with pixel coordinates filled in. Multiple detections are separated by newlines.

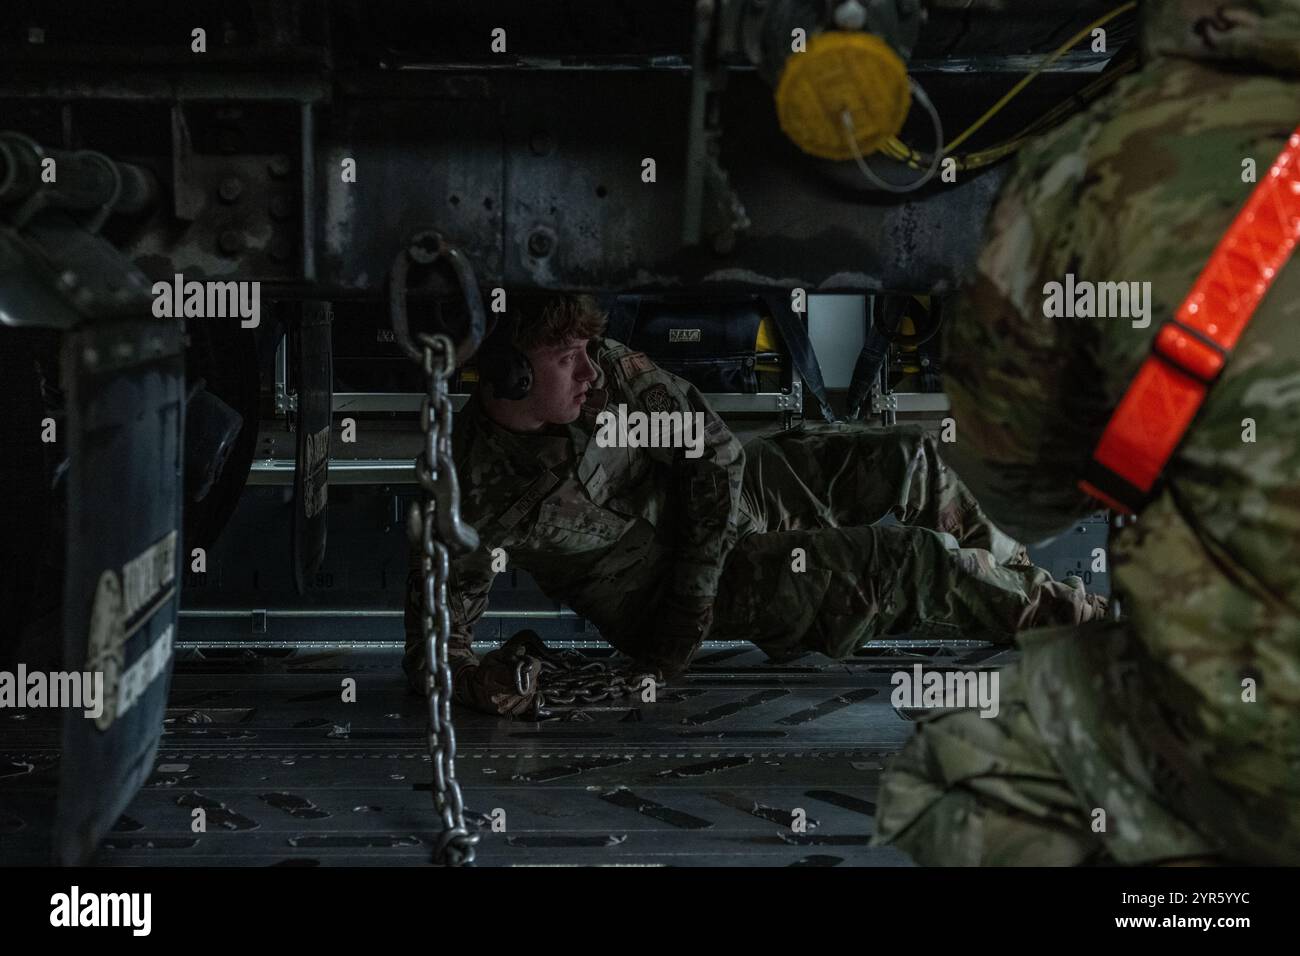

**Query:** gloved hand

left=634, top=592, right=714, bottom=677
left=451, top=634, right=545, bottom=717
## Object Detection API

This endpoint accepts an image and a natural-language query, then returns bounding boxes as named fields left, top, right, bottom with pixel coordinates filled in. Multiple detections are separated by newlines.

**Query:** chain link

left=499, top=630, right=656, bottom=716
left=411, top=332, right=480, bottom=867
left=536, top=659, right=653, bottom=711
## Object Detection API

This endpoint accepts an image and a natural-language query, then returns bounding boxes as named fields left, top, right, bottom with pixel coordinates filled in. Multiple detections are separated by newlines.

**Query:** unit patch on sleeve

left=641, top=383, right=676, bottom=414
left=618, top=351, right=656, bottom=380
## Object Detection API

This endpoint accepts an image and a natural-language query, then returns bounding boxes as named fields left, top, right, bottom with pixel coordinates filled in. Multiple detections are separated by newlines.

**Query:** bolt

left=527, top=230, right=554, bottom=258
left=269, top=196, right=292, bottom=220
left=218, top=177, right=244, bottom=204
left=58, top=269, right=79, bottom=289
left=267, top=154, right=292, bottom=178
left=218, top=229, right=245, bottom=255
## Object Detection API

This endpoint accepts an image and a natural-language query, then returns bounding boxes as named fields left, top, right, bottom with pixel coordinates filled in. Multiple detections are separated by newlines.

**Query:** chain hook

left=389, top=229, right=488, bottom=366
left=514, top=658, right=535, bottom=696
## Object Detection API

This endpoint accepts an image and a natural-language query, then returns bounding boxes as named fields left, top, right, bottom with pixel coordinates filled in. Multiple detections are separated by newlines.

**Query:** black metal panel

left=54, top=316, right=186, bottom=866
left=319, top=81, right=505, bottom=294
left=498, top=72, right=694, bottom=290
left=1, top=3, right=1131, bottom=297
left=318, top=70, right=1011, bottom=294
left=292, top=301, right=332, bottom=593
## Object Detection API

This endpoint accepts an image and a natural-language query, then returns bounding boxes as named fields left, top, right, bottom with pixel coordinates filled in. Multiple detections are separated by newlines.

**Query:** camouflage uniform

left=404, top=337, right=1102, bottom=697
left=874, top=0, right=1300, bottom=864
left=708, top=422, right=1101, bottom=659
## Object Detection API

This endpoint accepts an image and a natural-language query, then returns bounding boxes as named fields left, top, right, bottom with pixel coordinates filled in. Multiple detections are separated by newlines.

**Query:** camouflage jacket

left=941, top=0, right=1300, bottom=857
left=444, top=337, right=747, bottom=663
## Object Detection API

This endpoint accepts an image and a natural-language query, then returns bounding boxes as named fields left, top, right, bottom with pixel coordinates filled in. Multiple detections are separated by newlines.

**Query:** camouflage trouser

left=707, top=424, right=1103, bottom=658
left=735, top=423, right=1030, bottom=563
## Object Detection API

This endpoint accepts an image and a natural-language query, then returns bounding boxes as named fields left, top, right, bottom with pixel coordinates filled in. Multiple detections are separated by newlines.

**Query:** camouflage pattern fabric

left=404, top=341, right=1104, bottom=702
left=405, top=335, right=746, bottom=687
left=709, top=424, right=1105, bottom=659
left=874, top=0, right=1300, bottom=864
left=1142, top=0, right=1300, bottom=74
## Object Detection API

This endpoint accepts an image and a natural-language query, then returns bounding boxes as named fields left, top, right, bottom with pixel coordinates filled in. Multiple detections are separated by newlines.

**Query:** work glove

left=450, top=633, right=545, bottom=717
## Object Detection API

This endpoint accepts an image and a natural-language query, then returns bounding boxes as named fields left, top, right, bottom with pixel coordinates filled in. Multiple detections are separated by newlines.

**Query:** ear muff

left=478, top=314, right=533, bottom=401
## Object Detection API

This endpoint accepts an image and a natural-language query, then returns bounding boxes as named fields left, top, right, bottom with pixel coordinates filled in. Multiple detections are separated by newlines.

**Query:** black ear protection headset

left=477, top=304, right=534, bottom=401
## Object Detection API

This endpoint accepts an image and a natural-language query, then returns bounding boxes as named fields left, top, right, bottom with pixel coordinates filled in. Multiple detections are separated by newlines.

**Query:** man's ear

left=588, top=344, right=607, bottom=390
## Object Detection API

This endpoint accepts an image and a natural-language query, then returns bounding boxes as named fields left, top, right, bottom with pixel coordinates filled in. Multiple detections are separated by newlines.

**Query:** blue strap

left=846, top=296, right=906, bottom=421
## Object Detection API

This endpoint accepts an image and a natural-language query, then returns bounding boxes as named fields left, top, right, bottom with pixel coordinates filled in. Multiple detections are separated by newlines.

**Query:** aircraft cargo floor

left=2, top=639, right=1015, bottom=867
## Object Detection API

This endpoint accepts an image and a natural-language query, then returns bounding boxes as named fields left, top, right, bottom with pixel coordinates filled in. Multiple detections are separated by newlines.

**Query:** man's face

left=522, top=337, right=598, bottom=425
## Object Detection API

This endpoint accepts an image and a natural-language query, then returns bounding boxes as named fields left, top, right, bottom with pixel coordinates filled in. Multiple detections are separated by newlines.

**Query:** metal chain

left=412, top=331, right=480, bottom=867
left=499, top=631, right=656, bottom=715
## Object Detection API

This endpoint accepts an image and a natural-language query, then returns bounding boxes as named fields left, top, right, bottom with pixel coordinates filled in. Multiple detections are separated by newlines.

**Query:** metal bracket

left=871, top=389, right=898, bottom=414
left=871, top=390, right=953, bottom=415
left=775, top=379, right=803, bottom=412
left=273, top=338, right=297, bottom=415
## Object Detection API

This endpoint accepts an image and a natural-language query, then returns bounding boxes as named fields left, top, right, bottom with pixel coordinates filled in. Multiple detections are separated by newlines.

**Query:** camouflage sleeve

left=673, top=387, right=746, bottom=601
left=618, top=354, right=746, bottom=602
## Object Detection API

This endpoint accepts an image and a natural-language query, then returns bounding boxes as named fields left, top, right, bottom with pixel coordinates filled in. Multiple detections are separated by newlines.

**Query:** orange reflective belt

left=1080, top=128, right=1300, bottom=515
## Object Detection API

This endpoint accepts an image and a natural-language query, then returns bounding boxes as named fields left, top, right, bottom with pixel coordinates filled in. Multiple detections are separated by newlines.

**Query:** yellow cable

left=882, top=38, right=1138, bottom=172
left=944, top=1, right=1136, bottom=155
left=955, top=49, right=1138, bottom=169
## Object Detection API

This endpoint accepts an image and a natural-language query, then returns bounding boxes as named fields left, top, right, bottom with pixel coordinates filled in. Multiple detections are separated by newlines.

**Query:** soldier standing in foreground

left=404, top=295, right=1105, bottom=715
left=874, top=0, right=1300, bottom=864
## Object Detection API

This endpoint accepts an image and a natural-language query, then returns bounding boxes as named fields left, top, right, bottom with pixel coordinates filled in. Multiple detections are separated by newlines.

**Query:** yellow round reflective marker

left=775, top=32, right=911, bottom=161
